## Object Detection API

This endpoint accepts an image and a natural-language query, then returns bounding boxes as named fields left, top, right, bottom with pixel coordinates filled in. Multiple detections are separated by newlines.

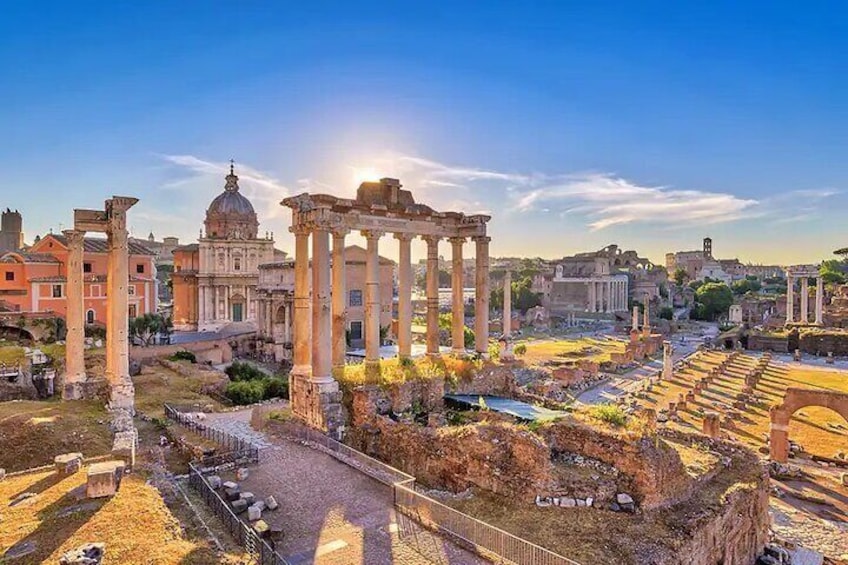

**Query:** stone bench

left=55, top=453, right=84, bottom=476
left=86, top=461, right=126, bottom=499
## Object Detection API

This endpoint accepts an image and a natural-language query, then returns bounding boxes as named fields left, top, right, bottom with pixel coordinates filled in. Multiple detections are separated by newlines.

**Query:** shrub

left=588, top=404, right=627, bottom=427
left=263, top=376, right=289, bottom=399
left=513, top=343, right=527, bottom=356
left=225, top=361, right=265, bottom=382
left=225, top=380, right=266, bottom=405
left=169, top=350, right=197, bottom=363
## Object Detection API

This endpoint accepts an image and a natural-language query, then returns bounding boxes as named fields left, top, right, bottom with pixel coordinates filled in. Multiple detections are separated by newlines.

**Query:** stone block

left=207, top=475, right=222, bottom=489
left=222, top=481, right=238, bottom=490
left=240, top=492, right=255, bottom=505
left=0, top=468, right=5, bottom=481
left=253, top=519, right=270, bottom=538
left=561, top=497, right=576, bottom=507
left=59, top=542, right=105, bottom=565
left=86, top=461, right=125, bottom=499
left=111, top=430, right=136, bottom=469
left=231, top=499, right=249, bottom=514
left=252, top=500, right=266, bottom=512
left=248, top=504, right=262, bottom=521
left=265, top=495, right=279, bottom=510
left=236, top=467, right=249, bottom=481
left=225, top=487, right=241, bottom=501
left=55, top=453, right=84, bottom=476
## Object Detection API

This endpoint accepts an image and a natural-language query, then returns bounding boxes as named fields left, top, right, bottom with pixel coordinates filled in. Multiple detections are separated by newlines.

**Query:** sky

left=1, top=1, right=847, bottom=265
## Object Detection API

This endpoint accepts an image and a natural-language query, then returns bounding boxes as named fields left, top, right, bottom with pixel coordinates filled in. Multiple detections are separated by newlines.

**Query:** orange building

left=0, top=233, right=157, bottom=325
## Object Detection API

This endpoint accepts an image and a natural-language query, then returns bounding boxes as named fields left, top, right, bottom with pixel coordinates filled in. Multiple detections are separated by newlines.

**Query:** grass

left=587, top=403, right=628, bottom=427
left=517, top=336, right=627, bottom=366
left=639, top=351, right=848, bottom=459
left=338, top=355, right=481, bottom=389
left=0, top=468, right=244, bottom=564
left=133, top=363, right=227, bottom=417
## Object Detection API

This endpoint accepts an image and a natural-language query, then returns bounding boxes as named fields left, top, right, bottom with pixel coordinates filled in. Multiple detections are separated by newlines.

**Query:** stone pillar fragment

left=449, top=237, right=466, bottom=354
left=395, top=233, right=413, bottom=359
left=473, top=236, right=490, bottom=356
left=632, top=305, right=639, bottom=332
left=424, top=236, right=441, bottom=356
left=63, top=229, right=87, bottom=399
left=662, top=341, right=673, bottom=380
left=331, top=230, right=348, bottom=370
left=703, top=412, right=721, bottom=439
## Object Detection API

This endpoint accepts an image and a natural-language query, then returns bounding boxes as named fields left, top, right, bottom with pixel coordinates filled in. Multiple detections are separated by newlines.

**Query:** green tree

left=731, top=279, right=762, bottom=295
left=693, top=283, right=733, bottom=321
left=129, top=313, right=173, bottom=347
left=820, top=260, right=847, bottom=285
left=673, top=268, right=689, bottom=286
left=658, top=306, right=674, bottom=320
left=490, top=276, right=542, bottom=312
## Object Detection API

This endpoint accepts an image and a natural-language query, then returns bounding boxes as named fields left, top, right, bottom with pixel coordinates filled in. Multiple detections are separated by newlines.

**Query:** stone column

left=105, top=197, right=137, bottom=412
left=449, top=237, right=466, bottom=353
left=363, top=230, right=384, bottom=369
left=424, top=236, right=441, bottom=355
left=63, top=229, right=87, bottom=400
left=800, top=277, right=809, bottom=324
left=588, top=281, right=596, bottom=312
left=284, top=301, right=292, bottom=343
left=632, top=305, right=639, bottom=332
left=815, top=277, right=824, bottom=325
left=331, top=230, right=348, bottom=370
left=291, top=226, right=311, bottom=378
left=662, top=341, right=673, bottom=380
left=503, top=270, right=512, bottom=338
left=473, top=236, right=490, bottom=355
left=395, top=233, right=414, bottom=359
left=311, top=227, right=332, bottom=383
left=786, top=275, right=794, bottom=324
left=198, top=285, right=205, bottom=325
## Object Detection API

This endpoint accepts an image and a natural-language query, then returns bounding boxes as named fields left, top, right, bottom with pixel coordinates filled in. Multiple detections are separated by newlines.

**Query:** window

left=52, top=284, right=62, bottom=298
left=128, top=304, right=137, bottom=318
left=4, top=272, right=13, bottom=281
left=86, top=310, right=95, bottom=324
left=128, top=285, right=136, bottom=296
left=349, top=289, right=363, bottom=307
left=136, top=264, right=145, bottom=274
left=349, top=321, right=363, bottom=341
left=83, top=262, right=92, bottom=273
left=234, top=258, right=241, bottom=271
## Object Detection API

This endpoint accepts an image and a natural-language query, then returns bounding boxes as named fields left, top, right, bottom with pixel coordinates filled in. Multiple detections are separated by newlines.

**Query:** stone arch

left=769, top=387, right=848, bottom=462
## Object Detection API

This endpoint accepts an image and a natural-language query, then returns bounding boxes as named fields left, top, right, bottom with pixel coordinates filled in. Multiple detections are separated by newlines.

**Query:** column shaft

left=63, top=230, right=86, bottom=399
left=503, top=271, right=512, bottom=337
left=395, top=234, right=413, bottom=359
left=474, top=236, right=490, bottom=355
left=424, top=236, right=441, bottom=355
left=450, top=237, right=466, bottom=353
left=311, top=229, right=332, bottom=382
left=331, top=231, right=348, bottom=369
left=106, top=198, right=136, bottom=411
left=363, top=231, right=383, bottom=366
left=815, top=277, right=824, bottom=325
left=786, top=275, right=794, bottom=323
left=800, top=277, right=809, bottom=323
left=292, top=228, right=311, bottom=375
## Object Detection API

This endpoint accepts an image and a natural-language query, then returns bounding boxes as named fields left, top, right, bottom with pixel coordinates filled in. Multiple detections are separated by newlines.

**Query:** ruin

left=282, top=178, right=490, bottom=435
left=784, top=264, right=823, bottom=325
left=769, top=387, right=848, bottom=462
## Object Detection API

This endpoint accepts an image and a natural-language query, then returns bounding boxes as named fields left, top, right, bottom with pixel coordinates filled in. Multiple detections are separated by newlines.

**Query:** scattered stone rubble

left=59, top=543, right=105, bottom=565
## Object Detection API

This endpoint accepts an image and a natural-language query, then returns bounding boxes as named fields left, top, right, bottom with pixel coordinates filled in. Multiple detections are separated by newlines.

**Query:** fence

left=164, top=403, right=261, bottom=455
left=276, top=420, right=580, bottom=565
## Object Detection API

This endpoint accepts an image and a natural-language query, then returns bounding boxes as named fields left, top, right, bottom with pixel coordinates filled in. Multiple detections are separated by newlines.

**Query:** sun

left=351, top=166, right=381, bottom=186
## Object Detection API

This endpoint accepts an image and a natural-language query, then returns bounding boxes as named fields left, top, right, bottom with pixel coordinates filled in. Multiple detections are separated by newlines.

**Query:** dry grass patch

left=133, top=363, right=227, bottom=417
left=518, top=337, right=626, bottom=366
left=338, top=355, right=480, bottom=389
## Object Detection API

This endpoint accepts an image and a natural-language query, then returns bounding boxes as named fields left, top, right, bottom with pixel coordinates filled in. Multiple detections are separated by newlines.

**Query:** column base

left=108, top=381, right=136, bottom=415
left=290, top=372, right=344, bottom=439
left=62, top=375, right=89, bottom=400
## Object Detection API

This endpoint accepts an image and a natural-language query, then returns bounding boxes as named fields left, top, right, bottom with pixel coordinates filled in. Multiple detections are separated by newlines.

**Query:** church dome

left=204, top=163, right=260, bottom=239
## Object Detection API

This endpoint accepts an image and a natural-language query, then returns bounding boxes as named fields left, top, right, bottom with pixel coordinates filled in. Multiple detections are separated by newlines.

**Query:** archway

left=770, top=387, right=848, bottom=462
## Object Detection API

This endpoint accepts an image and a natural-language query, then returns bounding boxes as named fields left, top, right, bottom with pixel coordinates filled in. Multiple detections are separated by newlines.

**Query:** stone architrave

left=62, top=229, right=87, bottom=399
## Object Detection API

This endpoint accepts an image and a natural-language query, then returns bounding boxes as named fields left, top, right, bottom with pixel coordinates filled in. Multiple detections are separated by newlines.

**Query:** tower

left=703, top=237, right=712, bottom=259
left=0, top=208, right=24, bottom=252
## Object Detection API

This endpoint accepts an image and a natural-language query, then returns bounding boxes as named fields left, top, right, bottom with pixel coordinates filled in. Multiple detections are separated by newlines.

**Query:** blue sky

left=1, top=1, right=846, bottom=264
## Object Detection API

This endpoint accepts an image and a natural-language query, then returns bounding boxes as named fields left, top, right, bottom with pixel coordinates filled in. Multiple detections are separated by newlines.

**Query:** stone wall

left=797, top=328, right=848, bottom=356
left=542, top=420, right=693, bottom=509
left=446, top=364, right=515, bottom=396
left=747, top=333, right=790, bottom=353
left=130, top=338, right=234, bottom=365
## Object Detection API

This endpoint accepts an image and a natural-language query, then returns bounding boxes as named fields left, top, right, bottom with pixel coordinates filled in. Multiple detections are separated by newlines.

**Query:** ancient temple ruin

left=282, top=178, right=491, bottom=434
left=784, top=264, right=824, bottom=325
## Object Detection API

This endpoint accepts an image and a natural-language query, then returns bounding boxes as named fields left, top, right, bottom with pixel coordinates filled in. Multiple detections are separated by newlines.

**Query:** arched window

left=86, top=309, right=95, bottom=324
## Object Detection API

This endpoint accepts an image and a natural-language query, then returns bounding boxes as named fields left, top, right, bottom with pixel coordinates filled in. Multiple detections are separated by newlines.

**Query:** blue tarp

left=444, top=394, right=567, bottom=422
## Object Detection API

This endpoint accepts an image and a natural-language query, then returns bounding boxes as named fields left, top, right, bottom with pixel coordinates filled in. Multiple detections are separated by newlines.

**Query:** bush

left=169, top=350, right=197, bottom=363
left=588, top=404, right=627, bottom=427
left=225, top=361, right=265, bottom=382
left=225, top=380, right=266, bottom=405
left=263, top=376, right=289, bottom=399
left=513, top=343, right=527, bottom=356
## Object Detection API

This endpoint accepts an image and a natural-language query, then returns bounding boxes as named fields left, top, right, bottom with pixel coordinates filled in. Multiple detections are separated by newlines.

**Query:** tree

left=129, top=313, right=173, bottom=347
left=658, top=306, right=674, bottom=320
left=834, top=247, right=848, bottom=258
left=673, top=268, right=689, bottom=286
left=731, top=279, right=761, bottom=295
left=490, top=276, right=542, bottom=313
left=693, top=283, right=733, bottom=321
left=821, top=260, right=848, bottom=285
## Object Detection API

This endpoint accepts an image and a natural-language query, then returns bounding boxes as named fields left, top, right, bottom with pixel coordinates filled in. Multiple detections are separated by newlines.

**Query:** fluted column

left=786, top=275, right=794, bottom=324
left=473, top=236, right=490, bottom=355
left=63, top=229, right=87, bottom=399
left=311, top=227, right=332, bottom=383
left=331, top=230, right=348, bottom=370
left=395, top=233, right=414, bottom=359
left=424, top=236, right=441, bottom=355
left=363, top=230, right=384, bottom=368
left=105, top=196, right=137, bottom=412
left=800, top=277, right=809, bottom=323
left=815, top=277, right=824, bottom=325
left=449, top=237, right=466, bottom=353
left=291, top=226, right=311, bottom=377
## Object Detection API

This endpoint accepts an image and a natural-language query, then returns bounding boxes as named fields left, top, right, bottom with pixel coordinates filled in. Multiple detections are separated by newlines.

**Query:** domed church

left=171, top=163, right=276, bottom=331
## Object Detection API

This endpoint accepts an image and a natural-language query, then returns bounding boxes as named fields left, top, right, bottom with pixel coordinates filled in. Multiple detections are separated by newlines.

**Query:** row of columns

left=291, top=226, right=491, bottom=383
left=587, top=278, right=628, bottom=313
left=786, top=275, right=824, bottom=325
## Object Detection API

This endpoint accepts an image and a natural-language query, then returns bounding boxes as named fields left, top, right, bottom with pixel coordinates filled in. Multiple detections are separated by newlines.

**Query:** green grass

left=587, top=404, right=628, bottom=427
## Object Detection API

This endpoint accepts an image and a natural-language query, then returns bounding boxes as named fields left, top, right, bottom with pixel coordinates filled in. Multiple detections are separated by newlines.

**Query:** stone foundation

left=290, top=372, right=343, bottom=438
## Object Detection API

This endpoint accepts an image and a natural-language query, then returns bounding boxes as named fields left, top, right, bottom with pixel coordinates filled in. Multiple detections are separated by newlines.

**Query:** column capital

left=331, top=227, right=350, bottom=239
left=361, top=229, right=385, bottom=241
left=421, top=235, right=442, bottom=246
left=448, top=236, right=466, bottom=245
left=289, top=224, right=312, bottom=237
left=62, top=229, right=86, bottom=244
left=472, top=235, right=491, bottom=244
left=393, top=232, right=415, bottom=243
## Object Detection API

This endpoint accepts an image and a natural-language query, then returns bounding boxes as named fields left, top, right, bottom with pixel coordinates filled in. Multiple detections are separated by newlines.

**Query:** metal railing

left=164, top=403, right=261, bottom=455
left=277, top=420, right=580, bottom=565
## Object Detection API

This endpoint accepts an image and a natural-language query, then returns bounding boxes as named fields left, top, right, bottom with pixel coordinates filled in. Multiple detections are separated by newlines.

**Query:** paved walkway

left=203, top=409, right=487, bottom=565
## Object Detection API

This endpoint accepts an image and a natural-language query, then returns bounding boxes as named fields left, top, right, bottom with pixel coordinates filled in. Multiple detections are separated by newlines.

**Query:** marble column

left=632, top=305, right=639, bottom=332
left=588, top=282, right=596, bottom=312
left=331, top=230, right=348, bottom=370
left=786, top=275, right=794, bottom=324
left=363, top=230, right=383, bottom=368
left=800, top=277, right=809, bottom=323
left=311, top=227, right=332, bottom=383
left=63, top=229, right=87, bottom=399
left=395, top=233, right=414, bottom=359
left=473, top=236, right=490, bottom=355
left=815, top=277, right=824, bottom=325
left=424, top=236, right=441, bottom=355
left=449, top=237, right=466, bottom=353
left=291, top=226, right=311, bottom=377
left=105, top=197, right=137, bottom=412
left=284, top=301, right=292, bottom=343
left=503, top=270, right=512, bottom=338
left=198, top=286, right=205, bottom=325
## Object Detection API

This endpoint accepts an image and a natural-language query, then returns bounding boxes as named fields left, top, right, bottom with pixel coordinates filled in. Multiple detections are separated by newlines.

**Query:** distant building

left=0, top=209, right=24, bottom=254
left=130, top=233, right=181, bottom=266
left=667, top=237, right=743, bottom=283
